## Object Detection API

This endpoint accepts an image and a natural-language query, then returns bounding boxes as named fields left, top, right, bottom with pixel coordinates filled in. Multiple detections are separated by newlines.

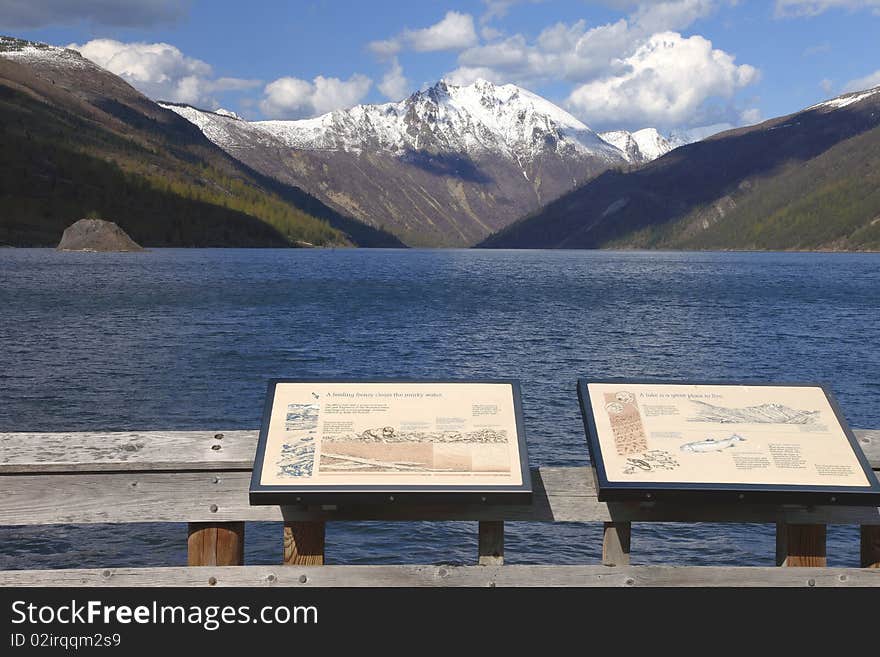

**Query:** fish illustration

left=680, top=434, right=745, bottom=453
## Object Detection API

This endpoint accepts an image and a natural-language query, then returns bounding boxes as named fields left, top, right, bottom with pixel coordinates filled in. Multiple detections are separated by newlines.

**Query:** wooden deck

left=1, top=428, right=878, bottom=586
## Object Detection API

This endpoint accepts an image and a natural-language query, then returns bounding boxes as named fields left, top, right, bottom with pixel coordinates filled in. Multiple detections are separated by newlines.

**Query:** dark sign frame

left=577, top=378, right=880, bottom=505
left=250, top=378, right=533, bottom=505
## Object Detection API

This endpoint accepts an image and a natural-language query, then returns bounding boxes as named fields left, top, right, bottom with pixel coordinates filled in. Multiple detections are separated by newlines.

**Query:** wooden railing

left=0, top=429, right=878, bottom=587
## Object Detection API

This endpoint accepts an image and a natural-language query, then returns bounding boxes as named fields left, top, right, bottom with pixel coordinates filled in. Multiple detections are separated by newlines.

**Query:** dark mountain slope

left=480, top=88, right=880, bottom=251
left=0, top=37, right=402, bottom=247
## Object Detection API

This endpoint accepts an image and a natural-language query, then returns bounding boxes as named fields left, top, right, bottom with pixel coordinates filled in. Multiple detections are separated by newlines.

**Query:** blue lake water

left=0, top=248, right=878, bottom=569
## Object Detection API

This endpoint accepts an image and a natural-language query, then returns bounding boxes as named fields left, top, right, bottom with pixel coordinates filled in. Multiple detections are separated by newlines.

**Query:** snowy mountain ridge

left=166, top=79, right=644, bottom=166
left=599, top=128, right=687, bottom=163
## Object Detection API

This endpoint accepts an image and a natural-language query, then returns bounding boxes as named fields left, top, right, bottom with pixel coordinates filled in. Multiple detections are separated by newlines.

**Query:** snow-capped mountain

left=256, top=79, right=624, bottom=163
left=599, top=128, right=684, bottom=163
left=166, top=79, right=684, bottom=169
left=168, top=79, right=626, bottom=169
left=162, top=79, right=643, bottom=246
left=0, top=36, right=96, bottom=71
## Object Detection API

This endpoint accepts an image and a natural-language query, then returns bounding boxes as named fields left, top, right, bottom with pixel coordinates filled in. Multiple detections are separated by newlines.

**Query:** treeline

left=0, top=84, right=348, bottom=247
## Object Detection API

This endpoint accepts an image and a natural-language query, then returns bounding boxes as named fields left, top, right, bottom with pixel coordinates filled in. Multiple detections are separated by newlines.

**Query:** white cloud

left=481, top=25, right=504, bottom=40
left=774, top=0, right=880, bottom=16
left=260, top=74, right=372, bottom=119
left=566, top=32, right=759, bottom=129
left=820, top=78, right=835, bottom=93
left=843, top=69, right=880, bottom=92
left=451, top=20, right=630, bottom=86
left=445, top=66, right=507, bottom=85
left=445, top=2, right=757, bottom=129
left=451, top=2, right=723, bottom=87
left=378, top=58, right=410, bottom=100
left=0, top=0, right=188, bottom=28
left=368, top=39, right=401, bottom=58
left=368, top=11, right=478, bottom=56
left=71, top=39, right=260, bottom=107
left=409, top=12, right=478, bottom=52
left=630, top=0, right=716, bottom=32
left=481, top=0, right=520, bottom=23
left=739, top=107, right=762, bottom=125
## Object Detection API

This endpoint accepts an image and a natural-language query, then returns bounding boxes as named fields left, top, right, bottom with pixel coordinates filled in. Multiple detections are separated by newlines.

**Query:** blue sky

left=2, top=1, right=879, bottom=132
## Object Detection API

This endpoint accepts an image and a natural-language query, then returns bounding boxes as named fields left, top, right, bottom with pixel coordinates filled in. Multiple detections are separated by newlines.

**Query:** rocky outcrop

left=56, top=218, right=144, bottom=252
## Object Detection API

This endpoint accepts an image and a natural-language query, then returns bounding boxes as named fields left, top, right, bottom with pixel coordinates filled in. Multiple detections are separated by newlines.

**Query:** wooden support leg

left=187, top=522, right=245, bottom=566
left=478, top=521, right=504, bottom=566
left=860, top=525, right=880, bottom=568
left=776, top=523, right=826, bottom=567
left=602, top=521, right=631, bottom=566
left=283, top=521, right=325, bottom=565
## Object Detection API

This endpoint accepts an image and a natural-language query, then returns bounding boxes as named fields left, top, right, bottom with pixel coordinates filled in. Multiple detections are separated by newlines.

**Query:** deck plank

left=0, top=429, right=876, bottom=473
left=0, top=564, right=875, bottom=587
left=0, top=468, right=877, bottom=525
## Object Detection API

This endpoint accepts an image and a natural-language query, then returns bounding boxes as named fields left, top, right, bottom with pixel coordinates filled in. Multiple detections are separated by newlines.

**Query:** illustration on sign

left=579, top=381, right=880, bottom=502
left=250, top=380, right=531, bottom=504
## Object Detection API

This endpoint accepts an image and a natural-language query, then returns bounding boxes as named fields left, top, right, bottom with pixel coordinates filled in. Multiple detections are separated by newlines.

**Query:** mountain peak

left=0, top=35, right=93, bottom=70
left=599, top=128, right=682, bottom=164
left=244, top=79, right=622, bottom=164
left=214, top=108, right=242, bottom=120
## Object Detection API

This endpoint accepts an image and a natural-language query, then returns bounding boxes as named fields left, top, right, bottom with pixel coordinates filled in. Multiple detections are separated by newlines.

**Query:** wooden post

left=775, top=521, right=787, bottom=567
left=283, top=521, right=325, bottom=565
left=776, top=523, right=826, bottom=567
left=478, top=521, right=504, bottom=566
left=187, top=522, right=244, bottom=566
left=602, top=522, right=631, bottom=566
left=861, top=526, right=880, bottom=568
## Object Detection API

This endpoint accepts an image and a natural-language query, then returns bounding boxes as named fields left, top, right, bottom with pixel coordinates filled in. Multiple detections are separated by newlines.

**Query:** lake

left=0, top=248, right=878, bottom=568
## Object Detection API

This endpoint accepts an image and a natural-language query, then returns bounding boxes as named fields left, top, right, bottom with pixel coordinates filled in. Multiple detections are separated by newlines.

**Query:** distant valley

left=163, top=80, right=679, bottom=247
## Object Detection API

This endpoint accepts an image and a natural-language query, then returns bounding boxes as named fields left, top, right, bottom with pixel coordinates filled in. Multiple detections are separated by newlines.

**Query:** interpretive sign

left=250, top=379, right=532, bottom=505
left=578, top=380, right=880, bottom=504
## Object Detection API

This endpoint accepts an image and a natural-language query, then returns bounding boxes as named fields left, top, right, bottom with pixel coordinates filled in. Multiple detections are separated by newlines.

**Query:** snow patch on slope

left=0, top=36, right=94, bottom=71
left=599, top=128, right=683, bottom=163
left=808, top=86, right=880, bottom=111
left=214, top=108, right=241, bottom=120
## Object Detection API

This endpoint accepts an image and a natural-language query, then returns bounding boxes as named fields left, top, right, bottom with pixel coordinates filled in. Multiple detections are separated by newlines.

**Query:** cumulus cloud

left=0, top=0, right=188, bottom=28
left=368, top=11, right=478, bottom=56
left=739, top=107, right=762, bottom=125
left=481, top=0, right=521, bottom=23
left=775, top=0, right=880, bottom=16
left=450, top=1, right=720, bottom=87
left=378, top=58, right=410, bottom=100
left=71, top=39, right=260, bottom=107
left=566, top=32, right=759, bottom=129
left=843, top=69, right=880, bottom=92
left=368, top=39, right=402, bottom=58
left=260, top=74, right=372, bottom=119
left=450, top=20, right=626, bottom=86
left=445, top=1, right=757, bottom=129
left=630, top=0, right=716, bottom=32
